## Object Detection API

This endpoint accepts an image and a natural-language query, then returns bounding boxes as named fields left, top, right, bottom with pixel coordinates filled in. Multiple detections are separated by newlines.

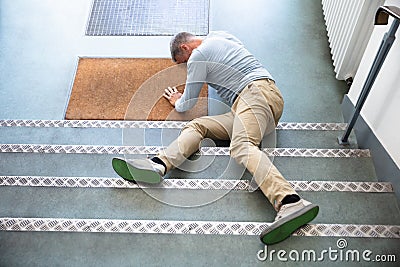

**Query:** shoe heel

left=112, top=158, right=136, bottom=183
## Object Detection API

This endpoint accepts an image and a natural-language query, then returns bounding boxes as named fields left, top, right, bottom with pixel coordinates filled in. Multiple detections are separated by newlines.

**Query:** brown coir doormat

left=65, top=58, right=208, bottom=120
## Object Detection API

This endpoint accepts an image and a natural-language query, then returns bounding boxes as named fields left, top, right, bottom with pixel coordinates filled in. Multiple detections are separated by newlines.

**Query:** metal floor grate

left=86, top=0, right=209, bottom=36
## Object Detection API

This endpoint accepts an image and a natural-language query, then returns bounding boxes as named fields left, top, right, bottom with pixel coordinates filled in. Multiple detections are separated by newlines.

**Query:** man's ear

left=180, top=43, right=190, bottom=52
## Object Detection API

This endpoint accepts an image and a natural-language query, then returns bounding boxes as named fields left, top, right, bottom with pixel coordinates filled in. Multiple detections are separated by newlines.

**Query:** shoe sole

left=112, top=158, right=162, bottom=184
left=260, top=204, right=319, bottom=245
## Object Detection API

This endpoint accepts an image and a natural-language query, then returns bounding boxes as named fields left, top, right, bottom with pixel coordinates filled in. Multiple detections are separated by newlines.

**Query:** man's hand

left=163, top=86, right=182, bottom=107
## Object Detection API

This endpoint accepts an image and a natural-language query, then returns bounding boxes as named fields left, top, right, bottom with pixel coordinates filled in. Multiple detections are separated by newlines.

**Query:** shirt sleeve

left=174, top=51, right=208, bottom=112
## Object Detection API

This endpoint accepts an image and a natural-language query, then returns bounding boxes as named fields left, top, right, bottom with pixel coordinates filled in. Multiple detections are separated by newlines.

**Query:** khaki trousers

left=158, top=79, right=297, bottom=210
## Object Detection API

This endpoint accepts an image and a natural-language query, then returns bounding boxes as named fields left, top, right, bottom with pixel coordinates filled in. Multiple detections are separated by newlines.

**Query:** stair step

left=0, top=176, right=393, bottom=193
left=0, top=126, right=358, bottom=149
left=1, top=217, right=399, bottom=239
left=276, top=130, right=357, bottom=149
left=1, top=232, right=399, bottom=266
left=274, top=157, right=378, bottom=182
left=0, top=126, right=358, bottom=148
left=0, top=154, right=378, bottom=181
left=1, top=186, right=399, bottom=225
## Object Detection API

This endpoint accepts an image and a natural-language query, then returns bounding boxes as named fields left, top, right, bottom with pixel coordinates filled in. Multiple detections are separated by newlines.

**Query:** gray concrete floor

left=1, top=1, right=399, bottom=267
left=0, top=0, right=348, bottom=122
left=0, top=0, right=171, bottom=120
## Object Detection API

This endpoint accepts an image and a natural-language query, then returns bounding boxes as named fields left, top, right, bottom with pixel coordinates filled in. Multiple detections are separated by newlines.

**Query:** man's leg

left=229, top=80, right=296, bottom=208
left=229, top=79, right=318, bottom=245
left=113, top=112, right=234, bottom=183
left=157, top=113, right=233, bottom=172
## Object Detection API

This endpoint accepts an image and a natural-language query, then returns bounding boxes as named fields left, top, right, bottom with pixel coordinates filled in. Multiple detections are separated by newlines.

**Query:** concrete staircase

left=0, top=119, right=399, bottom=266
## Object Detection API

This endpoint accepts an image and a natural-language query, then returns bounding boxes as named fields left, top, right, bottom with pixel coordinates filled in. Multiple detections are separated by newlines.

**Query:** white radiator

left=321, top=0, right=384, bottom=82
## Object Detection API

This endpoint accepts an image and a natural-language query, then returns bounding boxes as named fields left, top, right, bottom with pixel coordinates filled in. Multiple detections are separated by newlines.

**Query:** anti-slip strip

left=0, top=176, right=392, bottom=193
left=0, top=120, right=348, bottom=131
left=1, top=217, right=399, bottom=238
left=0, top=144, right=371, bottom=157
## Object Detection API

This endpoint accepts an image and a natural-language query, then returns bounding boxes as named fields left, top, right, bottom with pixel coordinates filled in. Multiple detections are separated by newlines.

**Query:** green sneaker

left=112, top=157, right=165, bottom=184
left=260, top=199, right=319, bottom=245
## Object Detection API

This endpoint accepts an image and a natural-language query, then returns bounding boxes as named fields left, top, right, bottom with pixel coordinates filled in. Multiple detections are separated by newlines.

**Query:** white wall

left=347, top=0, right=400, bottom=168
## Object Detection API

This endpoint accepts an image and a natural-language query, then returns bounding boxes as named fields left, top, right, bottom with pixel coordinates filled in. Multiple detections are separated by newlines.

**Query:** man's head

left=170, top=32, right=203, bottom=64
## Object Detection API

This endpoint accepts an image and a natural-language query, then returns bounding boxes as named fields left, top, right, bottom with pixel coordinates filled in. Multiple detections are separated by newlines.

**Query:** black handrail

left=338, top=6, right=400, bottom=145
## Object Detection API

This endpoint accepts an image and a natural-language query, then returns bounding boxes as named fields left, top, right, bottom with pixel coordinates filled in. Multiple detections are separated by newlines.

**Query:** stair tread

left=1, top=186, right=399, bottom=225
left=1, top=232, right=398, bottom=267
left=0, top=154, right=378, bottom=181
left=0, top=126, right=358, bottom=149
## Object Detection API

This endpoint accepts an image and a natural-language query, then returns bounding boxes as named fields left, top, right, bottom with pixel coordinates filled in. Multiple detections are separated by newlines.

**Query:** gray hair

left=170, top=32, right=196, bottom=62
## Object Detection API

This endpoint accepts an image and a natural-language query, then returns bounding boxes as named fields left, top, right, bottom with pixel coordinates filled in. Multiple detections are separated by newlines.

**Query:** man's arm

left=164, top=51, right=207, bottom=112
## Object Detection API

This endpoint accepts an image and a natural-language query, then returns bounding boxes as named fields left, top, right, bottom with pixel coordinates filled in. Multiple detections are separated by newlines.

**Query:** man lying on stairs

left=112, top=31, right=319, bottom=244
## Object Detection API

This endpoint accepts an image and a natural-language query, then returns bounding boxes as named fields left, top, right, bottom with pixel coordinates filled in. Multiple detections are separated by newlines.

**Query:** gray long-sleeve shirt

left=174, top=31, right=274, bottom=112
